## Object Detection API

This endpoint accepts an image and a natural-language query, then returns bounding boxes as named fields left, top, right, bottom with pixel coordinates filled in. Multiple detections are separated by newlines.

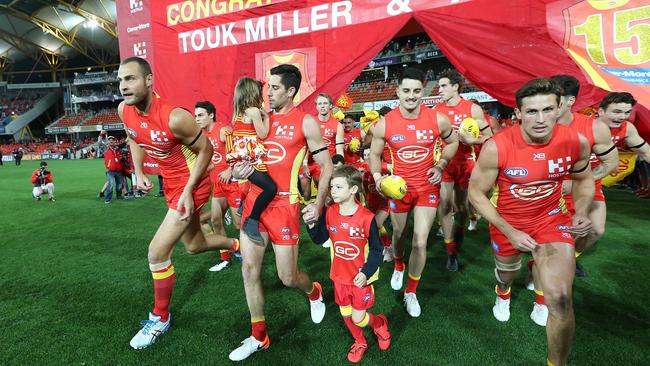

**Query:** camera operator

left=103, top=135, right=123, bottom=203
left=32, top=161, right=55, bottom=201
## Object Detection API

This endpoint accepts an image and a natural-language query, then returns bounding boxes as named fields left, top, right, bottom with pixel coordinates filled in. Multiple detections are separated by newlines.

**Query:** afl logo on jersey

left=390, top=134, right=406, bottom=142
left=504, top=167, right=528, bottom=178
left=264, top=141, right=286, bottom=165
left=127, top=128, right=137, bottom=138
left=397, top=146, right=429, bottom=163
left=509, top=180, right=557, bottom=201
left=334, top=241, right=360, bottom=260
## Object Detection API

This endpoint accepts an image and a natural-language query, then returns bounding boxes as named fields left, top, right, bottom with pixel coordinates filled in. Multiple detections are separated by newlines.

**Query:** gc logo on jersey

left=509, top=180, right=557, bottom=201
left=264, top=141, right=286, bottom=164
left=397, top=146, right=429, bottom=163
left=334, top=241, right=360, bottom=260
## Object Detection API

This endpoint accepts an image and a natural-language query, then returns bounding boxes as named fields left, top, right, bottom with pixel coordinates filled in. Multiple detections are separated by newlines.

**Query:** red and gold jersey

left=343, top=127, right=363, bottom=164
left=325, top=203, right=379, bottom=286
left=308, top=116, right=339, bottom=164
left=225, top=116, right=267, bottom=171
left=384, top=105, right=440, bottom=190
left=434, top=98, right=475, bottom=162
left=123, top=94, right=200, bottom=181
left=250, top=108, right=308, bottom=206
left=569, top=112, right=602, bottom=170
left=492, top=124, right=582, bottom=227
left=610, top=120, right=631, bottom=150
left=204, top=121, right=229, bottom=174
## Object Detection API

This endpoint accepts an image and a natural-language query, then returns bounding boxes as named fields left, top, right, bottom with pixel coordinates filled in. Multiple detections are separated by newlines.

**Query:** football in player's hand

left=379, top=175, right=407, bottom=200
left=460, top=117, right=480, bottom=139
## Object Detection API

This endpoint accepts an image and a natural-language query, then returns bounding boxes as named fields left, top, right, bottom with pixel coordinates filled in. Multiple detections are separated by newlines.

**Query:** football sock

left=405, top=273, right=421, bottom=294
left=394, top=256, right=405, bottom=272
left=527, top=258, right=535, bottom=271
left=354, top=312, right=383, bottom=330
left=535, top=289, right=545, bottom=305
left=306, top=282, right=322, bottom=301
left=251, top=317, right=267, bottom=342
left=150, top=260, right=175, bottom=322
left=230, top=238, right=240, bottom=253
left=343, top=316, right=366, bottom=344
left=445, top=239, right=457, bottom=255
left=219, top=249, right=231, bottom=261
left=495, top=285, right=511, bottom=300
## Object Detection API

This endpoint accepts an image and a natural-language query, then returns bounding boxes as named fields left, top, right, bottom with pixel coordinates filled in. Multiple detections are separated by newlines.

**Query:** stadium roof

left=0, top=0, right=118, bottom=70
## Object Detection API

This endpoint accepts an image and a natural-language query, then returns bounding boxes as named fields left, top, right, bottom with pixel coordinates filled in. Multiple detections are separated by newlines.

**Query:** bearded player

left=195, top=100, right=247, bottom=272
left=469, top=78, right=594, bottom=366
left=370, top=67, right=458, bottom=317
left=435, top=70, right=492, bottom=272
left=227, top=64, right=333, bottom=361
left=118, top=57, right=240, bottom=349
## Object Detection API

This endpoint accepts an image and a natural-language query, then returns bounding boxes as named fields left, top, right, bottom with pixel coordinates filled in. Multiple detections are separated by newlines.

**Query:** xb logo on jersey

left=264, top=141, right=286, bottom=164
left=334, top=241, right=360, bottom=260
left=397, top=146, right=429, bottom=163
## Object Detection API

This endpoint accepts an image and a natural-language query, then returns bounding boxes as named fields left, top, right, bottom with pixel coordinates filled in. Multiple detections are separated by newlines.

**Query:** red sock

left=535, top=289, right=545, bottom=305
left=445, top=240, right=457, bottom=255
left=405, top=273, right=421, bottom=294
left=527, top=259, right=535, bottom=271
left=230, top=238, right=240, bottom=253
left=343, top=316, right=366, bottom=344
left=306, top=282, right=322, bottom=301
left=394, top=256, right=405, bottom=272
left=251, top=319, right=267, bottom=342
left=380, top=233, right=391, bottom=247
left=495, top=285, right=511, bottom=300
left=220, top=250, right=231, bottom=261
left=151, top=263, right=176, bottom=322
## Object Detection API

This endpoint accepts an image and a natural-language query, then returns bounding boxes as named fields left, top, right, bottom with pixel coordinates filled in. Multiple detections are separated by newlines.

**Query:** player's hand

left=427, top=166, right=444, bottom=185
left=302, top=203, right=322, bottom=225
left=506, top=229, right=538, bottom=252
left=374, top=175, right=389, bottom=199
left=232, top=161, right=254, bottom=180
left=176, top=188, right=194, bottom=221
left=219, top=168, right=233, bottom=183
left=569, top=215, right=592, bottom=238
left=353, top=272, right=367, bottom=288
left=138, top=174, right=153, bottom=193
left=562, top=180, right=573, bottom=195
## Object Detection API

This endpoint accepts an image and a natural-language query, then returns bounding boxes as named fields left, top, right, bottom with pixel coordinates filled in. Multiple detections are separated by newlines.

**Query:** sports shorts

left=164, top=175, right=211, bottom=214
left=334, top=282, right=375, bottom=310
left=389, top=183, right=440, bottom=213
left=210, top=170, right=246, bottom=208
left=442, top=159, right=476, bottom=188
left=489, top=212, right=574, bottom=257
left=564, top=179, right=605, bottom=215
left=241, top=193, right=301, bottom=245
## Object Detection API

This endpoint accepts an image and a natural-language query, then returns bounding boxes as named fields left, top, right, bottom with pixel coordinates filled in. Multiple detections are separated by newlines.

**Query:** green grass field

left=1, top=159, right=649, bottom=365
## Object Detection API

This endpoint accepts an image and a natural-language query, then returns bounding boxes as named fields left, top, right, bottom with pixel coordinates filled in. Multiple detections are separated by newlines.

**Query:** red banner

left=116, top=0, right=650, bottom=141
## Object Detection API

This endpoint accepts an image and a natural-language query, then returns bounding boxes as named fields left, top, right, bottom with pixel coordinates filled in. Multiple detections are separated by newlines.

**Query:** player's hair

left=343, top=113, right=356, bottom=121
left=121, top=56, right=152, bottom=76
left=399, top=67, right=426, bottom=85
left=515, top=78, right=562, bottom=109
left=599, top=92, right=637, bottom=110
left=439, top=69, right=464, bottom=92
left=233, top=77, right=264, bottom=121
left=195, top=101, right=216, bottom=121
left=40, top=161, right=48, bottom=167
left=378, top=106, right=392, bottom=116
left=316, top=93, right=333, bottom=105
left=270, top=64, right=301, bottom=99
left=550, top=74, right=580, bottom=97
left=332, top=165, right=364, bottom=198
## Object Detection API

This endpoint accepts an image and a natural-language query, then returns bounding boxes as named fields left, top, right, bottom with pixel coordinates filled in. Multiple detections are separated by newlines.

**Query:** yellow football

left=348, top=138, right=361, bottom=153
left=460, top=117, right=480, bottom=139
left=379, top=175, right=407, bottom=200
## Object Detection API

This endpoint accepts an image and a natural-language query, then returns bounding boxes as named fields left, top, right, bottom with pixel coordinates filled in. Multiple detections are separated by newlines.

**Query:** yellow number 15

left=574, top=5, right=650, bottom=65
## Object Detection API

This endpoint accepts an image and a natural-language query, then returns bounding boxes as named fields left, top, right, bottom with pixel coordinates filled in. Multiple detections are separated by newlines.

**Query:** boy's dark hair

left=270, top=64, right=302, bottom=99
left=195, top=101, right=216, bottom=121
left=332, top=165, right=364, bottom=196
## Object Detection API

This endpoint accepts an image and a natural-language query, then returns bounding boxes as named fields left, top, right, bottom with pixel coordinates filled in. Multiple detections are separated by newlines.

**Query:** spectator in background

left=32, top=161, right=55, bottom=202
left=103, top=136, right=123, bottom=203
left=14, top=148, right=23, bottom=166
left=0, top=149, right=3, bottom=166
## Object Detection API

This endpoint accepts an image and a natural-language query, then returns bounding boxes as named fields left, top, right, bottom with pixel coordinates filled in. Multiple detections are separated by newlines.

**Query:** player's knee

left=412, top=233, right=428, bottom=248
left=277, top=271, right=298, bottom=288
left=184, top=240, right=204, bottom=255
left=591, top=224, right=605, bottom=240
left=545, top=289, right=573, bottom=320
left=241, top=261, right=261, bottom=283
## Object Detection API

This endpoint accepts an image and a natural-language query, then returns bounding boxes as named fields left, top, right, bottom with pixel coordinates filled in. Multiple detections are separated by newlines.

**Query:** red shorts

left=241, top=194, right=301, bottom=245
left=564, top=180, right=604, bottom=215
left=164, top=175, right=211, bottom=213
left=334, top=282, right=375, bottom=310
left=442, top=159, right=475, bottom=188
left=308, top=162, right=321, bottom=181
left=209, top=170, right=246, bottom=208
left=367, top=193, right=389, bottom=213
left=389, top=184, right=440, bottom=213
left=489, top=212, right=574, bottom=257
